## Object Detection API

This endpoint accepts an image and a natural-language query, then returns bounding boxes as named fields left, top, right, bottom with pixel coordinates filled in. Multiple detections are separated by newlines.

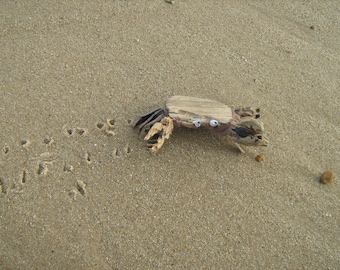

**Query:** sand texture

left=1, top=1, right=339, bottom=269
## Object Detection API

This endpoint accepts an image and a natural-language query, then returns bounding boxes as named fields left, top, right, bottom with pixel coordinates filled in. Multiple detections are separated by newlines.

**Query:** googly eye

left=192, top=120, right=201, bottom=127
left=209, top=120, right=219, bottom=127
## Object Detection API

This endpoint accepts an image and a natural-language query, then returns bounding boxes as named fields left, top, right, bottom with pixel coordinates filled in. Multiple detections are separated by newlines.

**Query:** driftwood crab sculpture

left=134, top=96, right=269, bottom=153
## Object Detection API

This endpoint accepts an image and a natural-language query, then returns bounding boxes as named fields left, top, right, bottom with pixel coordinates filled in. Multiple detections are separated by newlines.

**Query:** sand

left=1, top=1, right=339, bottom=269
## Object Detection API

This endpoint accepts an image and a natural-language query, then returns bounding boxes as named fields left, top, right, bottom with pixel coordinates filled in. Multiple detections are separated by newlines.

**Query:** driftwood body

left=167, top=96, right=234, bottom=128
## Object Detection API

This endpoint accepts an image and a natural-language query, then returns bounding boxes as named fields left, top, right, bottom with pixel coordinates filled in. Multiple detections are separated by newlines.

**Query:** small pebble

left=310, top=25, right=315, bottom=30
left=255, top=155, right=263, bottom=162
left=320, top=171, right=335, bottom=184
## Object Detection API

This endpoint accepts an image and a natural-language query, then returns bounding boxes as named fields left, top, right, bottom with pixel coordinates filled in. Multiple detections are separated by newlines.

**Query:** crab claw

left=144, top=117, right=174, bottom=152
left=229, top=118, right=269, bottom=147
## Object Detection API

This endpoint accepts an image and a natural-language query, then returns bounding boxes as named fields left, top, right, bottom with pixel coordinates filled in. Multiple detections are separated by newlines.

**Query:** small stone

left=255, top=155, right=264, bottom=162
left=310, top=25, right=315, bottom=30
left=320, top=171, right=335, bottom=184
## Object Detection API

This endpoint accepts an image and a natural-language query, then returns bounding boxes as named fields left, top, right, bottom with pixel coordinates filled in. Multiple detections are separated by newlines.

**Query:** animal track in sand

left=2, top=145, right=10, bottom=154
left=21, top=170, right=27, bottom=184
left=43, top=138, right=55, bottom=145
left=37, top=162, right=50, bottom=176
left=20, top=139, right=31, bottom=147
left=111, top=144, right=133, bottom=159
left=76, top=180, right=86, bottom=195
left=68, top=180, right=87, bottom=199
left=63, top=164, right=74, bottom=172
left=1, top=119, right=133, bottom=196
left=65, top=127, right=87, bottom=136
left=96, top=118, right=116, bottom=136
left=84, top=151, right=92, bottom=164
left=0, top=178, right=7, bottom=194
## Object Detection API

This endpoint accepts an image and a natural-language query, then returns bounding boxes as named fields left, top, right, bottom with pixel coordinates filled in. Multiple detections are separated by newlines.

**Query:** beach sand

left=1, top=1, right=339, bottom=269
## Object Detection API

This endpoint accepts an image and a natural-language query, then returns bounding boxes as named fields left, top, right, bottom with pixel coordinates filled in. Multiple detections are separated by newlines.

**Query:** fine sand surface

left=1, top=1, right=339, bottom=269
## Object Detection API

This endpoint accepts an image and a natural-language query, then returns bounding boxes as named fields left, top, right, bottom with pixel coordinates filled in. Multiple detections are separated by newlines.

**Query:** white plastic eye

left=210, top=119, right=219, bottom=127
left=192, top=120, right=201, bottom=127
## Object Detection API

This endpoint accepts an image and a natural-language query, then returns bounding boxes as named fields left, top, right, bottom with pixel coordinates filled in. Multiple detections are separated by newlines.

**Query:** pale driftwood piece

left=166, top=96, right=233, bottom=126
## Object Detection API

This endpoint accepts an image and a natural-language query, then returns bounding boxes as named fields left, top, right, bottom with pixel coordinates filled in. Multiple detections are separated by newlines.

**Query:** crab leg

left=133, top=108, right=167, bottom=134
left=234, top=107, right=260, bottom=119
